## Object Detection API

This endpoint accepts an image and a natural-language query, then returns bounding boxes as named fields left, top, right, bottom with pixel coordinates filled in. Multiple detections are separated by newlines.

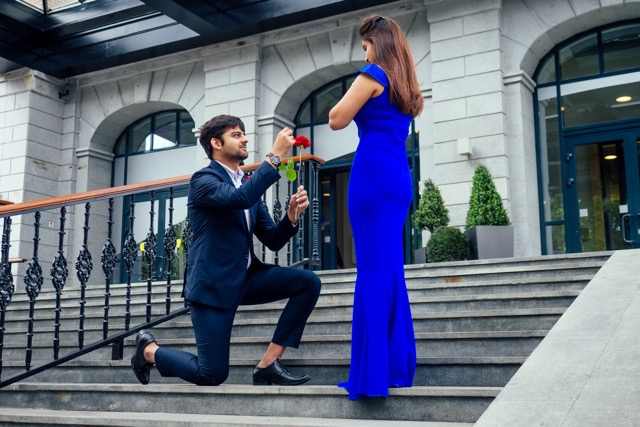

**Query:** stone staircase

left=0, top=253, right=610, bottom=426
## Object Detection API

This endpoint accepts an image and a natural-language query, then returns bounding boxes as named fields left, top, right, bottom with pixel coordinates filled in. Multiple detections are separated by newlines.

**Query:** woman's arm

left=328, top=73, right=383, bottom=130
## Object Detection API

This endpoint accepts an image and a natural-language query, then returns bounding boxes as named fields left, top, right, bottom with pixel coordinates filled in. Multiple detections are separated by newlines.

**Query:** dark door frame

left=563, top=122, right=640, bottom=252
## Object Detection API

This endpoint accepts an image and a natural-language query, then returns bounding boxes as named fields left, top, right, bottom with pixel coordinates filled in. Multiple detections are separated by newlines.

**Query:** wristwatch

left=266, top=152, right=281, bottom=167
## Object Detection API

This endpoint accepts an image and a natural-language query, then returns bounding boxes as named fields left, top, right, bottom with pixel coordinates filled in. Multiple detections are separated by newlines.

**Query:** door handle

left=622, top=214, right=631, bottom=243
left=566, top=178, right=575, bottom=187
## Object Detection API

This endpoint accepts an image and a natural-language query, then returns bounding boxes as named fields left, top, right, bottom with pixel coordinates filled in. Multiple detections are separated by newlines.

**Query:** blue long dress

left=338, top=63, right=417, bottom=400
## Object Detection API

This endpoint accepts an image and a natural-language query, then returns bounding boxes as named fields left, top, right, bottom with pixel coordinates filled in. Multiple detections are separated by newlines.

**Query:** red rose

left=294, top=135, right=311, bottom=149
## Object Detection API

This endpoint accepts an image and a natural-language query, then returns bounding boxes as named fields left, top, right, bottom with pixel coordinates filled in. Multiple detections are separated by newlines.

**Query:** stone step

left=0, top=330, right=546, bottom=361
left=0, top=407, right=473, bottom=427
left=4, top=270, right=593, bottom=310
left=0, top=382, right=502, bottom=423
left=0, top=307, right=564, bottom=346
left=3, top=356, right=524, bottom=388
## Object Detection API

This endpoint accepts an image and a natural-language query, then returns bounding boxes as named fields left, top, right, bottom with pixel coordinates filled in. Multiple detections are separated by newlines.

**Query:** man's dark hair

left=199, top=115, right=245, bottom=160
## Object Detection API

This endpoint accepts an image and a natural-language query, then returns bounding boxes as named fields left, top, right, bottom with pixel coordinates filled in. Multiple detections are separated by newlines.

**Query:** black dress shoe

left=131, top=330, right=156, bottom=385
left=253, top=359, right=310, bottom=386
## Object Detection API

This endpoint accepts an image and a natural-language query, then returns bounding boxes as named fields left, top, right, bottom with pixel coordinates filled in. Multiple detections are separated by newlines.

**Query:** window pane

left=538, top=97, right=563, bottom=222
left=559, top=34, right=599, bottom=80
left=545, top=224, right=566, bottom=254
left=153, top=112, right=177, bottom=150
left=315, top=82, right=342, bottom=122
left=562, top=80, right=640, bottom=127
left=129, top=118, right=151, bottom=153
left=603, top=24, right=640, bottom=73
left=115, top=133, right=126, bottom=156
left=536, top=54, right=556, bottom=84
left=178, top=112, right=196, bottom=146
left=297, top=99, right=311, bottom=126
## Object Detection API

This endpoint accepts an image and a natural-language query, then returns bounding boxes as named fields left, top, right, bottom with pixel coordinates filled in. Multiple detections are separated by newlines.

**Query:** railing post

left=0, top=217, right=14, bottom=378
left=25, top=212, right=44, bottom=370
left=261, top=192, right=268, bottom=263
left=144, top=191, right=157, bottom=323
left=75, top=203, right=93, bottom=349
left=272, top=180, right=281, bottom=266
left=101, top=199, right=116, bottom=340
left=285, top=181, right=292, bottom=266
left=51, top=207, right=69, bottom=360
left=122, top=196, right=138, bottom=332
left=311, top=161, right=321, bottom=266
left=164, top=188, right=177, bottom=315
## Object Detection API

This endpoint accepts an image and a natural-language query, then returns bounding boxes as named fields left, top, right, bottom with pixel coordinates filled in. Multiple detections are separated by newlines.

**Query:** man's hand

left=272, top=127, right=295, bottom=158
left=288, top=185, right=309, bottom=224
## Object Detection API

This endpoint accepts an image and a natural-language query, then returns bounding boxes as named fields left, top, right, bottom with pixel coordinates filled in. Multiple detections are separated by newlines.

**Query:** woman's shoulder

left=357, top=63, right=389, bottom=87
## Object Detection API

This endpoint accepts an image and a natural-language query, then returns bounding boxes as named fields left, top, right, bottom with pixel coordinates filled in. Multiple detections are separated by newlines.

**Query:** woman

left=328, top=14, right=423, bottom=400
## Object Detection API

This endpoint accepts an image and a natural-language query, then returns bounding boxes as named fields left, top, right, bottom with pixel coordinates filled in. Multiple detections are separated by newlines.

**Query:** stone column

left=426, top=0, right=510, bottom=230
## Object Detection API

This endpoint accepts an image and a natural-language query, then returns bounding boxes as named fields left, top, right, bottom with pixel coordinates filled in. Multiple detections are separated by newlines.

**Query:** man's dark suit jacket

left=184, top=160, right=298, bottom=309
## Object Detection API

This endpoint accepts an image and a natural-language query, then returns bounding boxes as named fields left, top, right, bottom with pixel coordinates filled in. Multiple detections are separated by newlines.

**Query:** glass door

left=565, top=131, right=640, bottom=252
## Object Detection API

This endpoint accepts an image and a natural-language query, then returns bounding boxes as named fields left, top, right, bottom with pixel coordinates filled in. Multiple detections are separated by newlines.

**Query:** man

left=130, top=114, right=321, bottom=386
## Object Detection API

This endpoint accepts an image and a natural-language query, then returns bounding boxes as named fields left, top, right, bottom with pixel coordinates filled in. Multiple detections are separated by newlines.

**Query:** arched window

left=114, top=110, right=196, bottom=157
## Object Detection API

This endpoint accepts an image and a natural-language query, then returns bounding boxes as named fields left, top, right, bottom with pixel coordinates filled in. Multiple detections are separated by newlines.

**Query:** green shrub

left=426, top=226, right=469, bottom=263
left=465, top=165, right=510, bottom=230
left=414, top=179, right=449, bottom=233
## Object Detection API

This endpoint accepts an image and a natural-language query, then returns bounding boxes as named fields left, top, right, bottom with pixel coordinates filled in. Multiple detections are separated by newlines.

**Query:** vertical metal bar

left=286, top=181, right=292, bottom=266
left=181, top=217, right=192, bottom=308
left=101, top=199, right=116, bottom=340
left=164, top=188, right=176, bottom=315
left=0, top=217, right=14, bottom=378
left=122, top=196, right=138, bottom=331
left=25, top=212, right=43, bottom=370
left=311, top=161, right=321, bottom=266
left=272, top=180, right=282, bottom=266
left=51, top=207, right=69, bottom=360
left=297, top=160, right=305, bottom=263
left=145, top=191, right=157, bottom=323
left=75, top=203, right=93, bottom=349
left=261, top=192, right=268, bottom=262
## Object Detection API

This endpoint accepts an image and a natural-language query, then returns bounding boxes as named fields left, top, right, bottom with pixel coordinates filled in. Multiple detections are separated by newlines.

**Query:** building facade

left=1, top=0, right=640, bottom=273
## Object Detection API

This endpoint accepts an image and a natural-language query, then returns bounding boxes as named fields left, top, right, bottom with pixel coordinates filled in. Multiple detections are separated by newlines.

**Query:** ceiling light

left=603, top=144, right=617, bottom=160
left=616, top=96, right=632, bottom=103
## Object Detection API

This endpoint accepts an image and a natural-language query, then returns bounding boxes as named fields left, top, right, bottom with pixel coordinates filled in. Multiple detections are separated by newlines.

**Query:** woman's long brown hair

left=360, top=14, right=424, bottom=117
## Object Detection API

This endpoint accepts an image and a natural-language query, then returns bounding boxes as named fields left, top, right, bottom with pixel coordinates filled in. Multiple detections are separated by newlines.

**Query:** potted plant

left=426, top=226, right=469, bottom=263
left=413, top=179, right=449, bottom=263
left=464, top=164, right=513, bottom=260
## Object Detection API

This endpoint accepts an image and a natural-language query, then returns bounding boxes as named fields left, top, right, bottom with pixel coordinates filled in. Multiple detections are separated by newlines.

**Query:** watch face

left=270, top=154, right=281, bottom=164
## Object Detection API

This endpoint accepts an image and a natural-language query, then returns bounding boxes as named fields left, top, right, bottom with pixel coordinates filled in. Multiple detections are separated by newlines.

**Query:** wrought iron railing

left=0, top=155, right=323, bottom=388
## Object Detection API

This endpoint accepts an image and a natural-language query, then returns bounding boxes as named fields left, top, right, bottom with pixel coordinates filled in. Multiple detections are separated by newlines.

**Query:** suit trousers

left=154, top=264, right=321, bottom=386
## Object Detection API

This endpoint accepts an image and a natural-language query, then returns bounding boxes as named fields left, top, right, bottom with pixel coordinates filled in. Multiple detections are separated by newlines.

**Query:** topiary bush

left=426, top=226, right=469, bottom=263
left=414, top=179, right=449, bottom=234
left=465, top=165, right=510, bottom=230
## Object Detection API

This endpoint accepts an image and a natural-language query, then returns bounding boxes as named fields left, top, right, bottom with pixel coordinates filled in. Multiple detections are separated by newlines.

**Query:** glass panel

left=178, top=112, right=196, bottom=146
left=559, top=34, right=599, bottom=80
left=129, top=118, right=151, bottom=154
left=536, top=54, right=556, bottom=84
left=153, top=112, right=178, bottom=150
left=315, top=82, right=342, bottom=122
left=538, top=98, right=563, bottom=222
left=603, top=24, right=640, bottom=73
left=575, top=141, right=630, bottom=251
left=562, top=81, right=640, bottom=127
left=115, top=133, right=126, bottom=156
left=544, top=224, right=566, bottom=254
left=18, top=0, right=92, bottom=13
left=297, top=99, right=311, bottom=126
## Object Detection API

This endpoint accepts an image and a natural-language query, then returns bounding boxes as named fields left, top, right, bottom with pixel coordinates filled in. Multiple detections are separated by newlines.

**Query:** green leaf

left=287, top=159, right=295, bottom=169
left=286, top=169, right=297, bottom=182
left=278, top=164, right=287, bottom=171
